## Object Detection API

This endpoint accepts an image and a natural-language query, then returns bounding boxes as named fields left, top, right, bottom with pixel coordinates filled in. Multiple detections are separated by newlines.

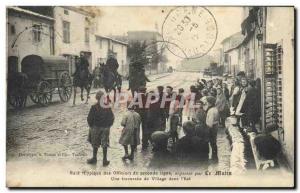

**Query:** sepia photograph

left=5, top=5, right=295, bottom=188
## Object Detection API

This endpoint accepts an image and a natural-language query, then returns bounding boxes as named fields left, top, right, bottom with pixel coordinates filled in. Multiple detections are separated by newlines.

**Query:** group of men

left=73, top=52, right=119, bottom=81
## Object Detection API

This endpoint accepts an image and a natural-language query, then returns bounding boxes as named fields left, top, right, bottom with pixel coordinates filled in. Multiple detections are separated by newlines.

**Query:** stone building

left=94, top=35, right=128, bottom=76
left=52, top=6, right=97, bottom=74
left=222, top=7, right=294, bottom=171
left=7, top=6, right=55, bottom=73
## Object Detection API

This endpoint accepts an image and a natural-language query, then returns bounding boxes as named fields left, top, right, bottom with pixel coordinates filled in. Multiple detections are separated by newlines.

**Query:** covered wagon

left=7, top=54, right=73, bottom=108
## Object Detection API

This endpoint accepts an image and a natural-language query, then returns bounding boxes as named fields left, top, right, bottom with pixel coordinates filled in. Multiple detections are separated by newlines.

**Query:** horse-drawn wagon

left=7, top=54, right=73, bottom=109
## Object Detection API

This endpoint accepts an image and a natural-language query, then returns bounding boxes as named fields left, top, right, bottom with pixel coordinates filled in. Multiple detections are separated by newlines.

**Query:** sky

left=93, top=6, right=244, bottom=66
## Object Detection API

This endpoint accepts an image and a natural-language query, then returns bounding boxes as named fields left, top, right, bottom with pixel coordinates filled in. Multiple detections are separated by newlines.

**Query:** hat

left=166, top=86, right=173, bottom=90
left=151, top=131, right=169, bottom=143
left=96, top=90, right=105, bottom=100
left=206, top=96, right=216, bottom=106
left=237, top=71, right=246, bottom=77
left=178, top=88, right=184, bottom=93
left=182, top=121, right=195, bottom=135
left=157, top=86, right=164, bottom=92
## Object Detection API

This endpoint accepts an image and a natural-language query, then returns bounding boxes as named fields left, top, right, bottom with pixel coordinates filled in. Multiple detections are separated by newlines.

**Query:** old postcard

left=6, top=6, right=295, bottom=187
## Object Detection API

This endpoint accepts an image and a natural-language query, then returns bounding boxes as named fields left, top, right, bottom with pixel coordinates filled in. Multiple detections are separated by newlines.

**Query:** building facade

left=220, top=32, right=244, bottom=76
left=53, top=6, right=97, bottom=74
left=222, top=7, right=294, bottom=170
left=7, top=6, right=54, bottom=73
left=95, top=35, right=128, bottom=76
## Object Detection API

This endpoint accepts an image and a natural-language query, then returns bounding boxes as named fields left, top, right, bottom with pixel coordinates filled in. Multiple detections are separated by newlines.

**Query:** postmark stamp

left=162, top=6, right=218, bottom=59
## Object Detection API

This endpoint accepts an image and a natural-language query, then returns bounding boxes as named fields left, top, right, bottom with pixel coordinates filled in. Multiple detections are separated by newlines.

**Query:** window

left=262, top=43, right=284, bottom=139
left=276, top=44, right=283, bottom=134
left=32, top=24, right=42, bottom=42
left=64, top=9, right=69, bottom=15
left=85, top=27, right=89, bottom=43
left=10, top=25, right=16, bottom=35
left=63, top=21, right=70, bottom=43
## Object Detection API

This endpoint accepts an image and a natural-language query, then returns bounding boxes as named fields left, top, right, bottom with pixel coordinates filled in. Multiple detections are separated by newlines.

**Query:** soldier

left=157, top=86, right=166, bottom=130
left=105, top=53, right=119, bottom=76
left=135, top=86, right=150, bottom=150
left=73, top=53, right=90, bottom=78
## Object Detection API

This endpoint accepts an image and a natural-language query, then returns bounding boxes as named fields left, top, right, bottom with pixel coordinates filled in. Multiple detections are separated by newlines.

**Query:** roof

left=7, top=6, right=54, bottom=21
left=222, top=32, right=245, bottom=52
left=95, top=35, right=128, bottom=46
left=60, top=6, right=96, bottom=17
left=221, top=31, right=244, bottom=44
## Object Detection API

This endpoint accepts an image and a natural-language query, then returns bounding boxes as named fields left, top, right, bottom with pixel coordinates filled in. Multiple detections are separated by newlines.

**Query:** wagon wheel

left=58, top=72, right=72, bottom=102
left=29, top=93, right=39, bottom=104
left=8, top=90, right=27, bottom=109
left=37, top=81, right=52, bottom=106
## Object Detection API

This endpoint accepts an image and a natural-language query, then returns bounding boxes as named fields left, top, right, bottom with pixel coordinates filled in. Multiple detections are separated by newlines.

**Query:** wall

left=7, top=8, right=53, bottom=71
left=266, top=7, right=295, bottom=171
left=94, top=37, right=128, bottom=76
left=53, top=7, right=95, bottom=70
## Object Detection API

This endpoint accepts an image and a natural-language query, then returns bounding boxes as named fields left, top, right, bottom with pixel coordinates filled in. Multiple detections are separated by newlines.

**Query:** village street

left=6, top=72, right=231, bottom=172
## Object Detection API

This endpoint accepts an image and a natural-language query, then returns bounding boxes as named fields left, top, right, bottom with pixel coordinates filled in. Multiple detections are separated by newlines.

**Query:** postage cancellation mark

left=162, top=6, right=218, bottom=59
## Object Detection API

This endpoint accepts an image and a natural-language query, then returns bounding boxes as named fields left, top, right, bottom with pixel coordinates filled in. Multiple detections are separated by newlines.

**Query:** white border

left=0, top=0, right=298, bottom=192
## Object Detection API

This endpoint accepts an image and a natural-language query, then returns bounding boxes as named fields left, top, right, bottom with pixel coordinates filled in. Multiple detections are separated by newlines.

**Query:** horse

left=100, top=65, right=122, bottom=103
left=72, top=67, right=94, bottom=105
left=128, top=71, right=150, bottom=97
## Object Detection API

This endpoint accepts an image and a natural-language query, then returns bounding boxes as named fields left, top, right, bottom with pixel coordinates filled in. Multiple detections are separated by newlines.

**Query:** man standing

left=157, top=86, right=166, bottom=130
left=87, top=91, right=114, bottom=166
left=135, top=86, right=150, bottom=150
left=203, top=96, right=220, bottom=163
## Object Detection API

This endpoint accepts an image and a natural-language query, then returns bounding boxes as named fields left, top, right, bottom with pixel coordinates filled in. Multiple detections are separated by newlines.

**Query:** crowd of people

left=85, top=71, right=262, bottom=167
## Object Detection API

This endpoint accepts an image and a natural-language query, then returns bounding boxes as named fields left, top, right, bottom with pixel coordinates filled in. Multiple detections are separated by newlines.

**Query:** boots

left=103, top=147, right=110, bottom=167
left=87, top=147, right=98, bottom=164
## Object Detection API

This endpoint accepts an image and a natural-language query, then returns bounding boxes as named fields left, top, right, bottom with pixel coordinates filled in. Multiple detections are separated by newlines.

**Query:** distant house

left=7, top=6, right=55, bottom=73
left=94, top=35, right=128, bottom=76
left=220, top=32, right=244, bottom=76
left=179, top=54, right=215, bottom=72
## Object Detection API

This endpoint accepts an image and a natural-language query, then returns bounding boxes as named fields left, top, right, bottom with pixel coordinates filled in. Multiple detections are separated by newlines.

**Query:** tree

left=127, top=41, right=150, bottom=94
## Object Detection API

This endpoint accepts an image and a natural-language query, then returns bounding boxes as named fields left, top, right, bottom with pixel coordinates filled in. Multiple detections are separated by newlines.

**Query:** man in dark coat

left=175, top=121, right=209, bottom=165
left=148, top=131, right=175, bottom=168
left=157, top=86, right=166, bottom=130
left=240, top=79, right=260, bottom=133
left=147, top=91, right=162, bottom=133
left=73, top=53, right=89, bottom=78
left=106, top=53, right=119, bottom=74
left=135, top=86, right=150, bottom=150
left=87, top=91, right=114, bottom=166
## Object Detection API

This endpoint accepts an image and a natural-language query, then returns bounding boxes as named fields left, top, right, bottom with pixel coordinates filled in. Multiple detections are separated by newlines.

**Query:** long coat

left=241, top=86, right=261, bottom=123
left=119, top=110, right=141, bottom=146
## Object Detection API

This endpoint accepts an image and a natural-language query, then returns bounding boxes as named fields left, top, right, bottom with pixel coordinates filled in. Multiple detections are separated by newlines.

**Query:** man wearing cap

left=148, top=131, right=174, bottom=168
left=175, top=121, right=209, bottom=165
left=203, top=96, right=220, bottom=162
left=87, top=90, right=114, bottom=166
left=135, top=86, right=150, bottom=150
